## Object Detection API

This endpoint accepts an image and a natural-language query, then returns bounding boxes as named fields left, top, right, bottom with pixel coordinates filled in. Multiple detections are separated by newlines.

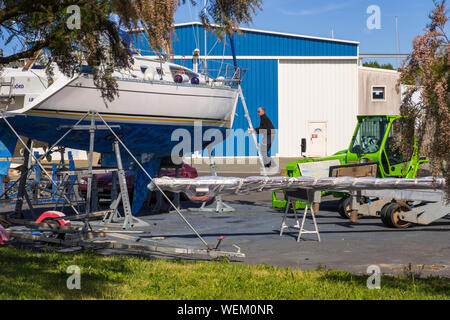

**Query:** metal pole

left=39, top=112, right=90, bottom=162
left=14, top=138, right=33, bottom=218
left=395, top=16, right=400, bottom=69
left=1, top=114, right=80, bottom=215
left=85, top=112, right=96, bottom=214
left=95, top=112, right=212, bottom=249
left=228, top=33, right=267, bottom=175
left=113, top=141, right=133, bottom=229
left=203, top=0, right=209, bottom=82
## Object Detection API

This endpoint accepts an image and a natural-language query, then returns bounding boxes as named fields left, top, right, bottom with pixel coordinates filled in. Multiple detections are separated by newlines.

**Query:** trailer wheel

left=41, top=218, right=67, bottom=240
left=381, top=203, right=411, bottom=229
left=380, top=203, right=394, bottom=227
left=37, top=211, right=70, bottom=240
left=338, top=197, right=352, bottom=219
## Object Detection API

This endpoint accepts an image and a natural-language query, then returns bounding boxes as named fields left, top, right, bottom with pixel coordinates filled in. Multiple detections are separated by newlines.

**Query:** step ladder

left=0, top=77, right=15, bottom=111
left=237, top=84, right=268, bottom=176
left=280, top=189, right=321, bottom=242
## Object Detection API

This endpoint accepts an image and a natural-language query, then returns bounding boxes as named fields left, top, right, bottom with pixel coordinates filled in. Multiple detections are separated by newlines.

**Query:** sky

left=1, top=1, right=447, bottom=68
left=174, top=0, right=447, bottom=67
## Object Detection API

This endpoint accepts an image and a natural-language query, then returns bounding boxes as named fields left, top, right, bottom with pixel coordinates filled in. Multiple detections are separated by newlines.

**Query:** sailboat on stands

left=0, top=43, right=239, bottom=214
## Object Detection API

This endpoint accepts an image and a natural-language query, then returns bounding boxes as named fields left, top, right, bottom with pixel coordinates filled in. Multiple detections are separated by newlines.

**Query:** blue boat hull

left=0, top=114, right=227, bottom=215
left=3, top=115, right=226, bottom=159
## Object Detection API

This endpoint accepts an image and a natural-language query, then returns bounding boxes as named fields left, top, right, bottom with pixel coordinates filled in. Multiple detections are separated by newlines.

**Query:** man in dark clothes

left=251, top=107, right=275, bottom=167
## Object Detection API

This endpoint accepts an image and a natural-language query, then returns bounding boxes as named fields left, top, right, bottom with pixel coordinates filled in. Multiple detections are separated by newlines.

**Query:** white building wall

left=278, top=59, right=358, bottom=157
left=358, top=67, right=401, bottom=115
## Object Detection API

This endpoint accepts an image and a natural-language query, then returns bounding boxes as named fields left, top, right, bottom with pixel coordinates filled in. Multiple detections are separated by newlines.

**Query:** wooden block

left=330, top=163, right=378, bottom=178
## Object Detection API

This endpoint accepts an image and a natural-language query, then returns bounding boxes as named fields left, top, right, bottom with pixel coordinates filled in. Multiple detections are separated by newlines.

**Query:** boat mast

left=203, top=0, right=209, bottom=82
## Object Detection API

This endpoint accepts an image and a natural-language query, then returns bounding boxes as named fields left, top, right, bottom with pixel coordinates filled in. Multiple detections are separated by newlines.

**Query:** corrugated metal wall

left=172, top=58, right=279, bottom=157
left=131, top=24, right=358, bottom=57
left=278, top=59, right=358, bottom=157
left=170, top=24, right=357, bottom=57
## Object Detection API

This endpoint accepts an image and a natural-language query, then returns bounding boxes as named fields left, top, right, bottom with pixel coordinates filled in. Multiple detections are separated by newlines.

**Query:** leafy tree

left=0, top=0, right=263, bottom=101
left=363, top=61, right=395, bottom=70
left=398, top=0, right=449, bottom=195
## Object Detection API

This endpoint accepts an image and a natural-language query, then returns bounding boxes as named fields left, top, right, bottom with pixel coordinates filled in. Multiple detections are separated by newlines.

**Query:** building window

left=372, top=86, right=386, bottom=101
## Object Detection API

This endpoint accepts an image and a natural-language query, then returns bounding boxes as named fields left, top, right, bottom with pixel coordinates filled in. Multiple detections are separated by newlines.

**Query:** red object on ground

left=0, top=224, right=9, bottom=245
left=190, top=195, right=214, bottom=203
left=36, top=211, right=71, bottom=227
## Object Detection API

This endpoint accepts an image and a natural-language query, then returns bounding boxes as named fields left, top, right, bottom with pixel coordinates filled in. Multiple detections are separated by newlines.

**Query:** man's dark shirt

left=256, top=114, right=275, bottom=136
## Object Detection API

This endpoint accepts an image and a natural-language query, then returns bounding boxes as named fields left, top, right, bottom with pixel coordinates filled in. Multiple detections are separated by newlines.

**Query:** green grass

left=0, top=246, right=448, bottom=300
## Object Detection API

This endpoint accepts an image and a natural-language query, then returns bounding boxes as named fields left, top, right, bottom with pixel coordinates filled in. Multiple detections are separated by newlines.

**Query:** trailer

left=339, top=188, right=449, bottom=228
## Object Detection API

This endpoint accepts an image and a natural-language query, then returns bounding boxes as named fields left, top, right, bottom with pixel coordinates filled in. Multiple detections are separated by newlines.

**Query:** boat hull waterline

left=1, top=75, right=239, bottom=158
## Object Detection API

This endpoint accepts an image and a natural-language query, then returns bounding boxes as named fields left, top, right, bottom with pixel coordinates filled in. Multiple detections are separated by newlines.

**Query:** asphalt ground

left=1, top=171, right=449, bottom=277
left=131, top=191, right=450, bottom=277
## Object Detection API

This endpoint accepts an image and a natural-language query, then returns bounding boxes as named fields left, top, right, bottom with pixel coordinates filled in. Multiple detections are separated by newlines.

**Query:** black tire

left=43, top=218, right=66, bottom=240
left=380, top=203, right=395, bottom=228
left=338, top=196, right=352, bottom=219
left=381, top=202, right=411, bottom=229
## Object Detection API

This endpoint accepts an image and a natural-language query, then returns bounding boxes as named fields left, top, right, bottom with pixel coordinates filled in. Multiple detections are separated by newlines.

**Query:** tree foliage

left=0, top=0, right=263, bottom=101
left=363, top=61, right=395, bottom=70
left=398, top=0, right=449, bottom=195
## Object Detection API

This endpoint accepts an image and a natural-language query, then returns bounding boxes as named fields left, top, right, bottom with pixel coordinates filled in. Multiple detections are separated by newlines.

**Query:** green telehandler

left=272, top=115, right=428, bottom=218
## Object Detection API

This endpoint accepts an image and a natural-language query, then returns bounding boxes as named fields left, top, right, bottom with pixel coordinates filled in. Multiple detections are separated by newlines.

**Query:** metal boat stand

left=56, top=111, right=147, bottom=230
left=93, top=111, right=244, bottom=256
left=13, top=138, right=35, bottom=219
left=188, top=147, right=235, bottom=213
left=0, top=111, right=144, bottom=230
left=152, top=162, right=182, bottom=214
left=0, top=146, right=81, bottom=219
left=0, top=113, right=83, bottom=218
left=102, top=141, right=149, bottom=229
left=0, top=110, right=246, bottom=258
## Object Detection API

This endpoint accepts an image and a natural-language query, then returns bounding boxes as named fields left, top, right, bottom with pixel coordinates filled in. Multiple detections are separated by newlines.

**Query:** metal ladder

left=237, top=84, right=268, bottom=176
left=0, top=77, right=15, bottom=111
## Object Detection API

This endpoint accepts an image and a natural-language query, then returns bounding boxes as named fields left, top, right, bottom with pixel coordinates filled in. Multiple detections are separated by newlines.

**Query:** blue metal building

left=131, top=23, right=360, bottom=158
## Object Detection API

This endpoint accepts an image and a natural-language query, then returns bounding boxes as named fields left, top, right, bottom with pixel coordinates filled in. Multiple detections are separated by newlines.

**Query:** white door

left=308, top=121, right=327, bottom=157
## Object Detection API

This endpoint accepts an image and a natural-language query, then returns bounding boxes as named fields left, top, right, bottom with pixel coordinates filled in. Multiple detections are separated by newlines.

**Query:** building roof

left=174, top=22, right=360, bottom=45
left=131, top=22, right=359, bottom=58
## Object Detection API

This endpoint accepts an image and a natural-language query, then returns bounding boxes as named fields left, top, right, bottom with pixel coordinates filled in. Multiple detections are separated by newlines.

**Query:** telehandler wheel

left=338, top=196, right=352, bottom=219
left=380, top=203, right=394, bottom=227
left=381, top=202, right=412, bottom=229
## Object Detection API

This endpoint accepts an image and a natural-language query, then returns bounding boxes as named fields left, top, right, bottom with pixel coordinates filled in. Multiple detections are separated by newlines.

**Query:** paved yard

left=129, top=191, right=450, bottom=277
left=2, top=189, right=449, bottom=277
